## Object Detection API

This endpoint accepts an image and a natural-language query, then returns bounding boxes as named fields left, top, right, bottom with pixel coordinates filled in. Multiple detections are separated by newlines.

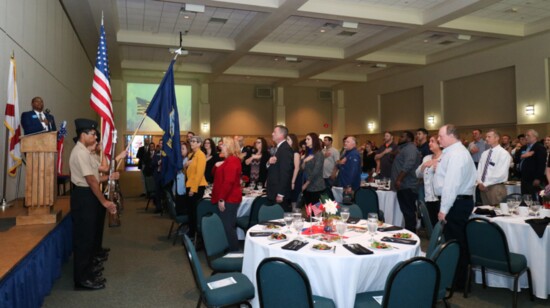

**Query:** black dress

left=362, top=150, right=376, bottom=173
left=204, top=151, right=220, bottom=184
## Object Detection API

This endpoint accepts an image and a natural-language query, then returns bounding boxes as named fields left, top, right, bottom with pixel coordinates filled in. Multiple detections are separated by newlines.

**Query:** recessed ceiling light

left=423, top=39, right=429, bottom=43
left=183, top=15, right=190, bottom=19
left=320, top=29, right=326, bottom=33
left=274, top=57, right=279, bottom=61
left=505, top=7, right=518, bottom=13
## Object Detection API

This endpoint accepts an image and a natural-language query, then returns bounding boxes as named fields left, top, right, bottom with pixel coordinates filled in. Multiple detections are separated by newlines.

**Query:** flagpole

left=2, top=52, right=15, bottom=207
left=117, top=113, right=148, bottom=171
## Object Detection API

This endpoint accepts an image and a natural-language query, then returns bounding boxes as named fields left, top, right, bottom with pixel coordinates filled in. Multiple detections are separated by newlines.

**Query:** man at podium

left=20, top=96, right=56, bottom=134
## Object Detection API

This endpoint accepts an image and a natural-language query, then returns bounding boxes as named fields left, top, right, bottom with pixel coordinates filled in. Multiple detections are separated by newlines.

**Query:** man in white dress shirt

left=477, top=130, right=511, bottom=205
left=434, top=124, right=477, bottom=289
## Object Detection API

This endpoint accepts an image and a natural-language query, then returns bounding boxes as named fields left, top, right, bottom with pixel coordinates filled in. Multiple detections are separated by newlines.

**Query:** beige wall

left=0, top=0, right=94, bottom=201
left=285, top=86, right=332, bottom=135
left=380, top=86, right=424, bottom=132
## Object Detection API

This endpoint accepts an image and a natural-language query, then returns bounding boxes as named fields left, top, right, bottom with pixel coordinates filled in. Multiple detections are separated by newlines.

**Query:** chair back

left=418, top=201, right=433, bottom=238
left=426, top=221, right=445, bottom=258
left=258, top=204, right=284, bottom=222
left=338, top=204, right=363, bottom=218
left=196, top=198, right=219, bottom=234
left=354, top=188, right=379, bottom=218
left=256, top=257, right=314, bottom=308
left=163, top=189, right=178, bottom=220
left=248, top=196, right=271, bottom=227
left=382, top=257, right=439, bottom=308
left=201, top=213, right=229, bottom=258
left=182, top=234, right=208, bottom=293
left=430, top=240, right=460, bottom=300
left=465, top=218, right=512, bottom=272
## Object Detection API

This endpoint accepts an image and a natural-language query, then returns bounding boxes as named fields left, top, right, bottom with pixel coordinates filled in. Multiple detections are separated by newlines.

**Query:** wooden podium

left=17, top=131, right=61, bottom=225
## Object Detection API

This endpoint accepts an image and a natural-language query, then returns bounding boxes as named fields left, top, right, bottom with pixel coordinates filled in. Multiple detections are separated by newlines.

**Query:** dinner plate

left=268, top=233, right=287, bottom=241
left=263, top=224, right=281, bottom=231
left=370, top=242, right=393, bottom=250
left=391, top=232, right=413, bottom=239
left=311, top=244, right=333, bottom=252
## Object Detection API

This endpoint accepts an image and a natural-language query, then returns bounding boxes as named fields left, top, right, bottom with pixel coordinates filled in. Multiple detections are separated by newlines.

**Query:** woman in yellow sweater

left=186, top=136, right=207, bottom=238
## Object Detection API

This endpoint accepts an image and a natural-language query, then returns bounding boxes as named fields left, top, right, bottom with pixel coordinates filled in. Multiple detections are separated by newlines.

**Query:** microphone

left=44, top=109, right=52, bottom=130
left=44, top=108, right=50, bottom=114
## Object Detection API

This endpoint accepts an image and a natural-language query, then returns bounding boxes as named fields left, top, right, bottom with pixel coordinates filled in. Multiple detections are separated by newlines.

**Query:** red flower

left=241, top=175, right=250, bottom=183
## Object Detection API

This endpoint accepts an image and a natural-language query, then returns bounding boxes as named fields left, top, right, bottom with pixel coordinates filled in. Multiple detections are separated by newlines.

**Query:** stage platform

left=0, top=197, right=72, bottom=307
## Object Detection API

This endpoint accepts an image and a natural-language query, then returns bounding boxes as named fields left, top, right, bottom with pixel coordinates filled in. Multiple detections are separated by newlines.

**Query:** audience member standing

left=433, top=124, right=477, bottom=290
left=211, top=137, right=243, bottom=251
left=416, top=128, right=432, bottom=158
left=517, top=129, right=547, bottom=196
left=375, top=131, right=397, bottom=178
left=301, top=132, right=326, bottom=205
left=362, top=141, right=376, bottom=175
left=476, top=130, right=511, bottom=205
left=245, top=137, right=269, bottom=186
left=186, top=136, right=207, bottom=239
left=468, top=129, right=488, bottom=167
left=391, top=131, right=421, bottom=233
left=136, top=137, right=151, bottom=196
left=322, top=136, right=340, bottom=188
left=266, top=125, right=294, bottom=212
left=416, top=135, right=443, bottom=226
left=337, top=136, right=361, bottom=191
left=287, top=134, right=302, bottom=210
left=152, top=139, right=164, bottom=213
left=202, top=138, right=219, bottom=184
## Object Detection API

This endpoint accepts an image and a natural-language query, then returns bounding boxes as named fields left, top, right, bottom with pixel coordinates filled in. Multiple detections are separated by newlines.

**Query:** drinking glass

left=523, top=194, right=533, bottom=207
left=257, top=182, right=263, bottom=191
left=530, top=201, right=541, bottom=217
left=293, top=218, right=304, bottom=240
left=367, top=212, right=378, bottom=242
left=336, top=221, right=347, bottom=244
left=511, top=195, right=521, bottom=215
left=292, top=209, right=302, bottom=222
left=249, top=181, right=256, bottom=190
left=283, top=213, right=293, bottom=233
left=340, top=207, right=350, bottom=223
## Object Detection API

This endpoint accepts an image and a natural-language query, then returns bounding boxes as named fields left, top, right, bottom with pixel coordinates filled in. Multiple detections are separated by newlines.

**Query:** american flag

left=90, top=20, right=114, bottom=159
left=4, top=56, right=22, bottom=177
left=56, top=121, right=67, bottom=175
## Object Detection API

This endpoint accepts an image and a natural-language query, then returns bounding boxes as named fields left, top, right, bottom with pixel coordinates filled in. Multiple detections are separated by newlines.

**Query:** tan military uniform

left=70, top=142, right=99, bottom=186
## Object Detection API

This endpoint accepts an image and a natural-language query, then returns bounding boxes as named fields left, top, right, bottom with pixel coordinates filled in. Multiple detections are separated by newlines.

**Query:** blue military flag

left=145, top=60, right=183, bottom=186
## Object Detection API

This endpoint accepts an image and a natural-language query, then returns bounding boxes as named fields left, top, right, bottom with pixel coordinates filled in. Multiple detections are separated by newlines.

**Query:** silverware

left=333, top=246, right=336, bottom=254
left=269, top=239, right=289, bottom=245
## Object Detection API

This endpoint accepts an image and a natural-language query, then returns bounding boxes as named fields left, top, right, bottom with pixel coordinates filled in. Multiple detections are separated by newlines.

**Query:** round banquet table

left=332, top=186, right=404, bottom=227
left=242, top=221, right=420, bottom=307
left=472, top=213, right=550, bottom=299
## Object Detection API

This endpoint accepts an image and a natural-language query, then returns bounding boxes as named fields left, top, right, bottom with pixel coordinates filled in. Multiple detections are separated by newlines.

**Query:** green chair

left=258, top=204, right=284, bottom=223
left=418, top=201, right=434, bottom=238
left=257, top=257, right=335, bottom=308
left=354, top=188, right=385, bottom=222
left=182, top=235, right=254, bottom=308
left=195, top=198, right=219, bottom=245
left=338, top=204, right=363, bottom=219
left=236, top=196, right=270, bottom=232
left=430, top=240, right=460, bottom=308
left=201, top=213, right=243, bottom=274
left=425, top=221, right=445, bottom=258
left=354, top=257, right=440, bottom=308
left=164, top=189, right=190, bottom=245
left=464, top=218, right=534, bottom=308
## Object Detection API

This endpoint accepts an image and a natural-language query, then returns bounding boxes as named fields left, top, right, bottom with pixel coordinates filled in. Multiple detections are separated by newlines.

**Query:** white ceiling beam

left=311, top=71, right=367, bottom=82
left=426, top=37, right=506, bottom=64
left=525, top=16, right=550, bottom=36
left=224, top=66, right=299, bottom=78
left=439, top=16, right=524, bottom=37
left=117, top=30, right=235, bottom=51
left=121, top=60, right=212, bottom=73
left=250, top=42, right=343, bottom=59
left=422, top=0, right=499, bottom=25
left=358, top=52, right=426, bottom=66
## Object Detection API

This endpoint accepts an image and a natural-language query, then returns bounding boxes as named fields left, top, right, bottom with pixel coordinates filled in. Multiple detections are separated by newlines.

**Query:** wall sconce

left=525, top=105, right=535, bottom=116
left=367, top=122, right=375, bottom=131
left=427, top=115, right=435, bottom=125
left=201, top=122, right=210, bottom=131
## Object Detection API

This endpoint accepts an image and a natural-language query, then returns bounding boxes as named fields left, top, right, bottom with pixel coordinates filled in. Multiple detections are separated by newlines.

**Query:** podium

left=17, top=131, right=61, bottom=225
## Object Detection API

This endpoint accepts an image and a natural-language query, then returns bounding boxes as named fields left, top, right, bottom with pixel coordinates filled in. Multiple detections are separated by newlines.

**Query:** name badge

left=32, top=115, right=37, bottom=119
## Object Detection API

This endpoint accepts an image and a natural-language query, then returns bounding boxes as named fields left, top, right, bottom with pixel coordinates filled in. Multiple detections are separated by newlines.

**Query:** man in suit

left=266, top=125, right=294, bottom=212
left=21, top=96, right=56, bottom=134
left=517, top=129, right=547, bottom=196
left=136, top=137, right=150, bottom=196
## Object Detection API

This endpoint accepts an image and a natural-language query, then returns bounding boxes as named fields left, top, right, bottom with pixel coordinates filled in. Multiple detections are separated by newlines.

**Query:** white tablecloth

left=332, top=187, right=404, bottom=227
left=236, top=196, right=258, bottom=240
left=473, top=215, right=550, bottom=299
left=242, top=221, right=420, bottom=307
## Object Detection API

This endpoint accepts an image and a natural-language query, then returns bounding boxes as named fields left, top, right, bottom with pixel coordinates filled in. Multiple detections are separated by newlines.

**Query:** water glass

left=249, top=181, right=256, bottom=190
left=283, top=213, right=293, bottom=233
left=340, top=207, right=350, bottom=222
left=257, top=182, right=263, bottom=191
left=523, top=194, right=533, bottom=207
left=530, top=201, right=541, bottom=217
left=336, top=221, right=347, bottom=244
left=293, top=218, right=304, bottom=240
left=367, top=212, right=378, bottom=242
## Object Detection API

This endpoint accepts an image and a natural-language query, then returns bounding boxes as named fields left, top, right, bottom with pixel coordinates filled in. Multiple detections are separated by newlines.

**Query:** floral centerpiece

left=241, top=175, right=249, bottom=188
left=306, top=196, right=340, bottom=232
left=539, top=188, right=550, bottom=209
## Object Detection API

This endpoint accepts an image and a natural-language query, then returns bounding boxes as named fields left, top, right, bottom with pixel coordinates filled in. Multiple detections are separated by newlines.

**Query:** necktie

left=39, top=113, right=44, bottom=121
left=481, top=149, right=493, bottom=182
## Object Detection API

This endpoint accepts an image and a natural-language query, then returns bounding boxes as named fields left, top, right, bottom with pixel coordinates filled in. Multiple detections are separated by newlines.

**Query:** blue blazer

left=21, top=111, right=56, bottom=135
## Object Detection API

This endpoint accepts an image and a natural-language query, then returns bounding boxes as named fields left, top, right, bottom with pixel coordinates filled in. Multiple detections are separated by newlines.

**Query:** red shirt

left=211, top=155, right=242, bottom=204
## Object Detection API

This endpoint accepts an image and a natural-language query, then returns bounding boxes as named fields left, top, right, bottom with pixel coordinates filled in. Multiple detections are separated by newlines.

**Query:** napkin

left=473, top=207, right=496, bottom=217
left=524, top=217, right=550, bottom=238
left=378, top=225, right=403, bottom=232
left=281, top=240, right=308, bottom=251
left=381, top=236, right=417, bottom=245
left=249, top=232, right=273, bottom=237
left=258, top=221, right=286, bottom=227
left=347, top=217, right=361, bottom=224
left=343, top=243, right=373, bottom=255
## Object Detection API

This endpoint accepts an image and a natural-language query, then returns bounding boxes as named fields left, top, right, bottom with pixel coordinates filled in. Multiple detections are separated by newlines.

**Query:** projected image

left=126, top=83, right=192, bottom=132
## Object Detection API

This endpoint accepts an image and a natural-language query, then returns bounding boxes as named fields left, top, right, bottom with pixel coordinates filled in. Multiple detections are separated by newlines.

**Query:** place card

left=207, top=277, right=237, bottom=290
left=347, top=217, right=361, bottom=224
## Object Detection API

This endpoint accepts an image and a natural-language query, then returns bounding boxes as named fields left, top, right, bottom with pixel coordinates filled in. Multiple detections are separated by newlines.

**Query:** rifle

left=107, top=129, right=122, bottom=227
